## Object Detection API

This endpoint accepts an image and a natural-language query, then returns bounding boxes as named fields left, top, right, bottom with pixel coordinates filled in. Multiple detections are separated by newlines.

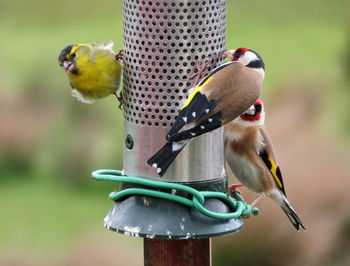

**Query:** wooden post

left=144, top=238, right=211, bottom=266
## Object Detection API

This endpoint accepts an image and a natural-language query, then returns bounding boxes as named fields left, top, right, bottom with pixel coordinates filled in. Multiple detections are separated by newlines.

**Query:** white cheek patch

left=239, top=51, right=258, bottom=66
left=259, top=110, right=265, bottom=125
left=236, top=116, right=264, bottom=127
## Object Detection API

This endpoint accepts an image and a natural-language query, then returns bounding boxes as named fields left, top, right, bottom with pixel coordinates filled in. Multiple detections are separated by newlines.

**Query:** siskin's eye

left=70, top=52, right=76, bottom=59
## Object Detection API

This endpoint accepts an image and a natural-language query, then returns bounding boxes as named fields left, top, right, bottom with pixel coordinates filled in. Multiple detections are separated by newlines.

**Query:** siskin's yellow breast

left=69, top=48, right=122, bottom=99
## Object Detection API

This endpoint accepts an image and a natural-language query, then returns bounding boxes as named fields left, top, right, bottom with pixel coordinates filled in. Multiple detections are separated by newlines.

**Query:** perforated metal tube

left=122, top=0, right=227, bottom=181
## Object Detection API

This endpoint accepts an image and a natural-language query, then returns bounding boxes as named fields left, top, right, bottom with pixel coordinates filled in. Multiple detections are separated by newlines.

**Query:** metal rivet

left=125, top=134, right=134, bottom=150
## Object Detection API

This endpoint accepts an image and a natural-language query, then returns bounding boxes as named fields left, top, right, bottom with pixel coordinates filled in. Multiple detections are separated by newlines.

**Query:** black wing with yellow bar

left=259, top=149, right=286, bottom=196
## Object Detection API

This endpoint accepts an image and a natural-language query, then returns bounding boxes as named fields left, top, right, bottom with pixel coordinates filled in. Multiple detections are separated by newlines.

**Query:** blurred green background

left=1, top=0, right=350, bottom=265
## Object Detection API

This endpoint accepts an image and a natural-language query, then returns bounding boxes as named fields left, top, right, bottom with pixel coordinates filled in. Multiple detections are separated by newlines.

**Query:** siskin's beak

left=224, top=50, right=236, bottom=60
left=63, top=61, right=75, bottom=73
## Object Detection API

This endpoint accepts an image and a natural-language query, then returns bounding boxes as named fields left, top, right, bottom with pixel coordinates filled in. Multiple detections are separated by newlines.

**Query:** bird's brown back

left=203, top=63, right=263, bottom=124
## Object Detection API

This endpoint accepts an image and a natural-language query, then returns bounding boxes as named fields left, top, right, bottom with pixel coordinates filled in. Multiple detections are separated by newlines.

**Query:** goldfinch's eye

left=255, top=104, right=262, bottom=113
left=234, top=51, right=242, bottom=58
left=70, top=52, right=76, bottom=59
left=232, top=52, right=242, bottom=61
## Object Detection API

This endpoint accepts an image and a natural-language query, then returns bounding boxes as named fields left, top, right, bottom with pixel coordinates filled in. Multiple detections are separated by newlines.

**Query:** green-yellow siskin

left=58, top=42, right=122, bottom=105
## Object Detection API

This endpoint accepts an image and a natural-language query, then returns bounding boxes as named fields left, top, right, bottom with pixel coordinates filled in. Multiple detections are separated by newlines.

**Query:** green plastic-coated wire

left=92, top=169, right=259, bottom=220
left=93, top=169, right=205, bottom=205
left=109, top=188, right=194, bottom=207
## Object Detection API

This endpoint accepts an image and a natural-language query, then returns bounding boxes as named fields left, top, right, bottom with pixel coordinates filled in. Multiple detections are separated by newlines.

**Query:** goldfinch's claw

left=228, top=183, right=244, bottom=196
left=250, top=193, right=264, bottom=207
left=115, top=50, right=123, bottom=61
left=188, top=59, right=212, bottom=86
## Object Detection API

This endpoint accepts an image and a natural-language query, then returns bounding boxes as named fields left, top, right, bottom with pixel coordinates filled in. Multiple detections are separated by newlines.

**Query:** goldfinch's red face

left=231, top=48, right=250, bottom=61
left=224, top=48, right=249, bottom=61
left=239, top=99, right=264, bottom=123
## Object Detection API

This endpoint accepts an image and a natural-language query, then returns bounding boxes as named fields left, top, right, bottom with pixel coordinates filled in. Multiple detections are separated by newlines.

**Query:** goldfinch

left=224, top=99, right=305, bottom=230
left=58, top=42, right=123, bottom=105
left=147, top=48, right=265, bottom=176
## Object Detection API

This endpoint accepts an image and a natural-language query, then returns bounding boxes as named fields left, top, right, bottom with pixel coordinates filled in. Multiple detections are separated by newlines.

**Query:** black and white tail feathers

left=281, top=199, right=305, bottom=231
left=147, top=92, right=221, bottom=176
left=147, top=110, right=222, bottom=176
left=148, top=110, right=222, bottom=176
left=169, top=112, right=222, bottom=142
left=167, top=92, right=217, bottom=140
left=147, top=141, right=186, bottom=176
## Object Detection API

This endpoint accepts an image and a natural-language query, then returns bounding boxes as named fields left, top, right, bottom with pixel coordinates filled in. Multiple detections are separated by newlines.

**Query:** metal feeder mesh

left=122, top=0, right=226, bottom=127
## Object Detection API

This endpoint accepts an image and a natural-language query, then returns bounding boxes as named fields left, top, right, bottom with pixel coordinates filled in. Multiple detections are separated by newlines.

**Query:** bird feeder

left=93, top=0, right=253, bottom=264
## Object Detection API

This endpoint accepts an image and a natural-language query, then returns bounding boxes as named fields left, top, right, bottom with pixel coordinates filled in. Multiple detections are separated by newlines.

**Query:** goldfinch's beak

left=224, top=50, right=236, bottom=60
left=244, top=105, right=256, bottom=116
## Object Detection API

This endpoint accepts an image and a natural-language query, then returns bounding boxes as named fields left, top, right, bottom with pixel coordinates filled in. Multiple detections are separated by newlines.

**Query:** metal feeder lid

left=103, top=177, right=244, bottom=239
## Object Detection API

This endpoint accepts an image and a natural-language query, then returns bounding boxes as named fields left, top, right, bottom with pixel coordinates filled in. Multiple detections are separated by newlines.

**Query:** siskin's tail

left=147, top=141, right=187, bottom=176
left=281, top=199, right=306, bottom=231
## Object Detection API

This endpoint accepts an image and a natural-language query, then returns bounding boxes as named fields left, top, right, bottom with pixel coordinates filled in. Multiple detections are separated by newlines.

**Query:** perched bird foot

left=188, top=59, right=212, bottom=86
left=115, top=50, right=123, bottom=61
left=251, top=193, right=264, bottom=207
left=242, top=195, right=264, bottom=219
left=114, top=92, right=123, bottom=110
left=228, top=183, right=244, bottom=196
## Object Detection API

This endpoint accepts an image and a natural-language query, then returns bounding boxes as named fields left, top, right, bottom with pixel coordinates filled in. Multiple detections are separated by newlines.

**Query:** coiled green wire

left=92, top=169, right=258, bottom=219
